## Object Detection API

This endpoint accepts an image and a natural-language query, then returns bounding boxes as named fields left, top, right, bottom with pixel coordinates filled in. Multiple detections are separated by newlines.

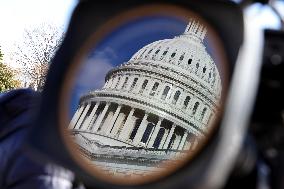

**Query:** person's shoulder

left=0, top=88, right=39, bottom=106
left=0, top=88, right=40, bottom=138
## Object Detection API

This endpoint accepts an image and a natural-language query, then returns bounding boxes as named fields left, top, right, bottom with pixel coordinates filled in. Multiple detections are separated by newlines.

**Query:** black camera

left=23, top=1, right=284, bottom=189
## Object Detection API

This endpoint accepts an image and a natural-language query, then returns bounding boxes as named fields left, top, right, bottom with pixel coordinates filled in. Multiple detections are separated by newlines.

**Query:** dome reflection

left=68, top=18, right=222, bottom=179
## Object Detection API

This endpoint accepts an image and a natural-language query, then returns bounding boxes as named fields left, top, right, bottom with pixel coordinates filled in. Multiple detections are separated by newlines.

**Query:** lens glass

left=62, top=5, right=227, bottom=185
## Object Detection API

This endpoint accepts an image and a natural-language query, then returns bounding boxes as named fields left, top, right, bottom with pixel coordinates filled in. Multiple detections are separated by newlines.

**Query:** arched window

left=172, top=90, right=181, bottom=105
left=192, top=102, right=200, bottom=115
left=145, top=49, right=153, bottom=58
left=161, top=86, right=170, bottom=100
left=141, top=122, right=155, bottom=144
left=150, top=82, right=159, bottom=96
left=130, top=78, right=138, bottom=91
left=114, top=77, right=121, bottom=88
left=139, top=79, right=148, bottom=93
left=179, top=55, right=184, bottom=61
left=201, top=107, right=207, bottom=121
left=140, top=48, right=147, bottom=56
left=155, top=49, right=160, bottom=54
left=163, top=50, right=168, bottom=56
left=188, top=59, right=192, bottom=65
left=196, top=63, right=199, bottom=69
left=171, top=52, right=176, bottom=58
left=203, top=67, right=207, bottom=73
left=122, top=77, right=128, bottom=89
left=183, top=96, right=191, bottom=109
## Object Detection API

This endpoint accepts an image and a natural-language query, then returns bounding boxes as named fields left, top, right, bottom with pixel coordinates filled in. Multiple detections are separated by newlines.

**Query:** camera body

left=24, top=1, right=284, bottom=189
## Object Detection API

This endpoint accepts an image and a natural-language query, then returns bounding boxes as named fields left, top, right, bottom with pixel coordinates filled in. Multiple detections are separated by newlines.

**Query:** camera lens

left=59, top=4, right=228, bottom=185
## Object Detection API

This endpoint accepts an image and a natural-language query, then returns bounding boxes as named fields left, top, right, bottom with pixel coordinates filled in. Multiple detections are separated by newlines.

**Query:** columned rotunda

left=69, top=19, right=222, bottom=177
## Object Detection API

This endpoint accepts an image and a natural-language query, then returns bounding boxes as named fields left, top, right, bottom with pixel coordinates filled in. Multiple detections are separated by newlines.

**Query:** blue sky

left=70, top=16, right=187, bottom=115
left=0, top=0, right=283, bottom=118
left=0, top=1, right=283, bottom=61
left=68, top=2, right=284, bottom=117
left=69, top=14, right=232, bottom=116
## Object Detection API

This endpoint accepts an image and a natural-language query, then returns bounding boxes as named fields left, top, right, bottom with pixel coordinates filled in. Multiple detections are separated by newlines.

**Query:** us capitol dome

left=69, top=19, right=222, bottom=177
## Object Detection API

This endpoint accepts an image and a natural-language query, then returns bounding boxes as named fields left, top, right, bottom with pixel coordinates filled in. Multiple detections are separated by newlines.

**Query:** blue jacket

left=0, top=89, right=85, bottom=189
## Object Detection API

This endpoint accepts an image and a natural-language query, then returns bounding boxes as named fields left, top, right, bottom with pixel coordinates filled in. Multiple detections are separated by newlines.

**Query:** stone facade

left=69, top=19, right=222, bottom=177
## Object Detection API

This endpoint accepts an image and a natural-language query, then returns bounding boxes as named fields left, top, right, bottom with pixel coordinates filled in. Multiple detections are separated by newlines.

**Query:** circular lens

left=60, top=5, right=228, bottom=185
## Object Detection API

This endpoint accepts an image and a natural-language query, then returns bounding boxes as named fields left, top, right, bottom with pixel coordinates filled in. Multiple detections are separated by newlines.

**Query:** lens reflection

left=65, top=10, right=225, bottom=183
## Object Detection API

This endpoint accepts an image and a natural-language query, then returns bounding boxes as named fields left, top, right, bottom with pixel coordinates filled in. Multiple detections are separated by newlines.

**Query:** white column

left=68, top=106, right=84, bottom=129
left=100, top=111, right=113, bottom=133
left=183, top=137, right=193, bottom=150
left=103, top=80, right=108, bottom=89
left=74, top=103, right=91, bottom=129
left=80, top=102, right=99, bottom=130
left=106, top=78, right=112, bottom=88
left=147, top=118, right=163, bottom=148
left=117, top=77, right=125, bottom=90
left=183, top=141, right=191, bottom=150
left=119, top=108, right=135, bottom=140
left=126, top=76, right=135, bottom=91
left=110, top=77, right=117, bottom=88
left=178, top=132, right=188, bottom=150
left=105, top=105, right=122, bottom=134
left=92, top=103, right=110, bottom=132
left=98, top=111, right=111, bottom=132
left=133, top=113, right=149, bottom=146
left=162, top=124, right=176, bottom=149
left=110, top=112, right=126, bottom=137
left=166, top=86, right=175, bottom=102
left=172, top=135, right=181, bottom=150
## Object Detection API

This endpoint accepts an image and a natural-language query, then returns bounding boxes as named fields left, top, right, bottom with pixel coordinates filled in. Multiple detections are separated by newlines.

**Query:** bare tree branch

left=10, top=23, right=64, bottom=91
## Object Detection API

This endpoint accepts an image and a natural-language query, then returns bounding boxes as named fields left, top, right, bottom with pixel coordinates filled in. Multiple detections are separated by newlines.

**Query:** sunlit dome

left=128, top=18, right=222, bottom=102
left=69, top=19, right=223, bottom=177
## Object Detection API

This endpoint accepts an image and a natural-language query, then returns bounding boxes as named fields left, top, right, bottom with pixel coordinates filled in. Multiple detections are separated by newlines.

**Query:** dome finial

left=184, top=18, right=207, bottom=41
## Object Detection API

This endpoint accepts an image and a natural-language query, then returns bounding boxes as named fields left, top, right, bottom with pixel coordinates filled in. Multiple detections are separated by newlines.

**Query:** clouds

left=69, top=47, right=116, bottom=117
left=76, top=52, right=115, bottom=91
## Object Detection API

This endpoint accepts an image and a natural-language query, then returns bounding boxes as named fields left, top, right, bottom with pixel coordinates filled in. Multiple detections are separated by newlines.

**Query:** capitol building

left=68, top=19, right=222, bottom=177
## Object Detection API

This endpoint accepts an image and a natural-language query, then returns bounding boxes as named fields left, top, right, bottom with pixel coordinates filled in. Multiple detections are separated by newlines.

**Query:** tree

left=0, top=47, right=2, bottom=62
left=0, top=47, right=20, bottom=92
left=11, top=23, right=64, bottom=91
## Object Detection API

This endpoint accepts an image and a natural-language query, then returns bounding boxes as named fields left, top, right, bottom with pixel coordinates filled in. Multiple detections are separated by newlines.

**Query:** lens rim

left=27, top=1, right=245, bottom=188
left=59, top=3, right=230, bottom=186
